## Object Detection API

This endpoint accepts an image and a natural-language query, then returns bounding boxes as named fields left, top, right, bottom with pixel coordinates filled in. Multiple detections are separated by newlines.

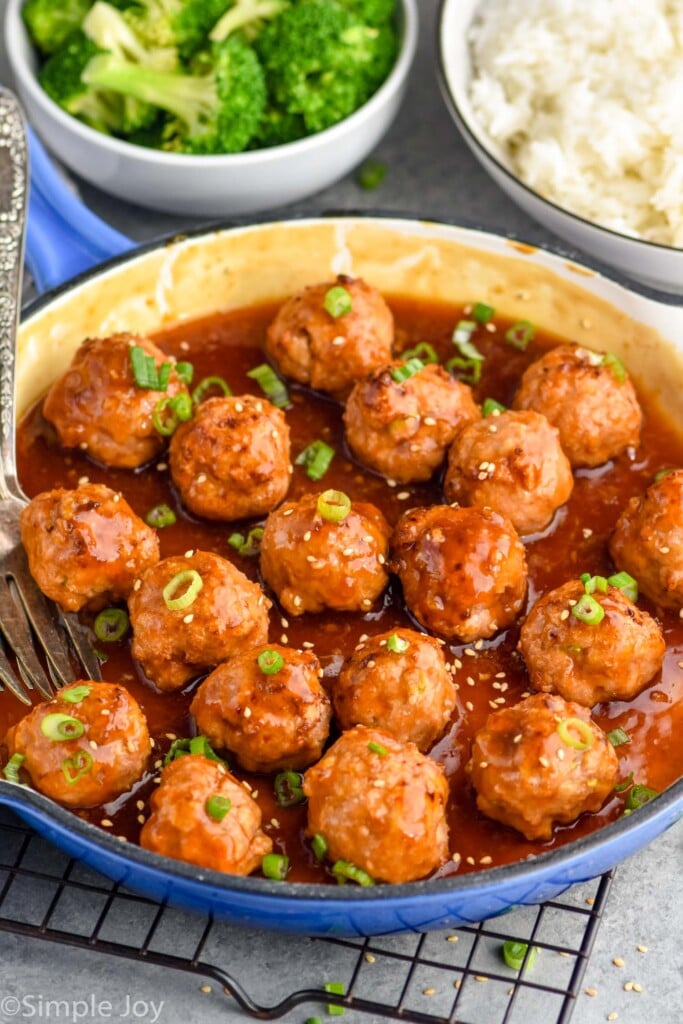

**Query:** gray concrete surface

left=0, top=1, right=682, bottom=1022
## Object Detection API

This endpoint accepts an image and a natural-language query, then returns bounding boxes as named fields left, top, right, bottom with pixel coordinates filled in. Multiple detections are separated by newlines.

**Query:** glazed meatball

left=260, top=492, right=390, bottom=616
left=512, top=344, right=642, bottom=468
left=169, top=395, right=291, bottom=521
left=333, top=628, right=456, bottom=751
left=610, top=470, right=683, bottom=609
left=304, top=725, right=449, bottom=883
left=344, top=360, right=481, bottom=484
left=519, top=579, right=664, bottom=706
left=391, top=505, right=527, bottom=642
left=129, top=551, right=270, bottom=691
left=42, top=333, right=189, bottom=469
left=140, top=755, right=272, bottom=874
left=191, top=645, right=331, bottom=773
left=20, top=483, right=159, bottom=613
left=265, top=275, right=394, bottom=397
left=468, top=693, right=618, bottom=841
left=444, top=409, right=573, bottom=535
left=5, top=681, right=150, bottom=809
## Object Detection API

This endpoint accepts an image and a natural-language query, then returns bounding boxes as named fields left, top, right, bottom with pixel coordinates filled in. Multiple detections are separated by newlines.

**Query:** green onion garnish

left=607, top=728, right=631, bottom=748
left=452, top=320, right=478, bottom=353
left=505, top=321, right=535, bottom=351
left=390, top=357, right=425, bottom=383
left=175, top=361, right=194, bottom=385
left=482, top=398, right=506, bottom=417
left=93, top=608, right=130, bottom=643
left=258, top=649, right=284, bottom=675
left=317, top=489, right=351, bottom=523
left=607, top=571, right=638, bottom=603
left=324, top=981, right=346, bottom=1016
left=324, top=286, right=352, bottom=319
left=61, top=750, right=93, bottom=784
left=295, top=440, right=335, bottom=481
left=306, top=1018, right=323, bottom=1024
left=145, top=503, right=177, bottom=529
left=473, top=302, right=495, bottom=324
left=60, top=684, right=92, bottom=704
left=446, top=356, right=482, bottom=386
left=448, top=321, right=485, bottom=386
left=162, top=569, right=203, bottom=611
left=571, top=593, right=605, bottom=625
left=2, top=753, right=25, bottom=784
left=399, top=342, right=439, bottom=364
left=502, top=941, right=537, bottom=972
left=205, top=794, right=232, bottom=821
left=367, top=741, right=388, bottom=756
left=582, top=574, right=608, bottom=595
left=332, top=860, right=375, bottom=887
left=654, top=467, right=677, bottom=482
left=40, top=713, right=85, bottom=742
left=386, top=633, right=409, bottom=654
left=556, top=717, right=595, bottom=751
left=311, top=833, right=328, bottom=861
left=274, top=770, right=306, bottom=807
left=152, top=392, right=193, bottom=436
left=129, top=345, right=172, bottom=390
left=246, top=363, right=291, bottom=409
left=602, top=352, right=626, bottom=383
left=164, top=735, right=227, bottom=767
left=614, top=771, right=634, bottom=793
left=228, top=526, right=264, bottom=557
left=356, top=159, right=387, bottom=190
left=262, top=852, right=290, bottom=880
left=191, top=375, right=232, bottom=404
left=624, top=784, right=657, bottom=814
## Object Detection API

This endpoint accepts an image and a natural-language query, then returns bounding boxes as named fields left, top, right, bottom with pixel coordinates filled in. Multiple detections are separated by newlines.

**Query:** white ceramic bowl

left=437, top=0, right=683, bottom=295
left=5, top=0, right=417, bottom=216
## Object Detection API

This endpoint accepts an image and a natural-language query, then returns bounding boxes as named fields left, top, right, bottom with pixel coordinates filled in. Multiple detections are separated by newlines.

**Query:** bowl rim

left=8, top=210, right=683, bottom=904
left=5, top=0, right=418, bottom=167
left=435, top=0, right=683, bottom=259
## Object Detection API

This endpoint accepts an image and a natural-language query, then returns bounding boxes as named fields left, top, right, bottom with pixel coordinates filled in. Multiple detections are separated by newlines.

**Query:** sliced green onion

left=164, top=735, right=227, bottom=767
left=367, top=741, right=388, bottom=756
left=399, top=342, right=439, bottom=364
left=246, top=363, right=290, bottom=409
left=607, top=727, right=631, bottom=748
left=311, top=833, right=328, bottom=861
left=386, top=633, right=409, bottom=654
left=129, top=345, right=171, bottom=390
left=317, top=489, right=351, bottom=523
left=262, top=852, right=289, bottom=880
left=452, top=320, right=479, bottom=356
left=274, top=770, right=305, bottom=807
left=258, top=649, right=284, bottom=675
left=61, top=750, right=93, bottom=784
left=332, top=860, right=375, bottom=887
left=356, top=159, right=387, bottom=190
left=607, top=571, right=638, bottom=603
left=60, top=684, right=92, bottom=704
left=162, top=569, right=203, bottom=611
left=505, top=321, right=535, bottom=351
left=306, top=1018, right=323, bottom=1024
left=324, top=982, right=346, bottom=1017
left=445, top=356, right=483, bottom=386
left=191, top=375, right=232, bottom=404
left=571, top=593, right=605, bottom=625
left=502, top=941, right=538, bottom=972
left=654, top=467, right=677, bottom=482
left=145, top=503, right=177, bottom=529
left=614, top=771, right=634, bottom=793
left=205, top=794, right=232, bottom=821
left=602, top=352, right=626, bottom=383
left=390, top=357, right=425, bottom=383
left=93, top=608, right=130, bottom=643
left=556, top=717, right=595, bottom=751
left=295, top=440, right=335, bottom=481
left=482, top=398, right=506, bottom=417
left=583, top=575, right=608, bottom=595
left=175, top=361, right=194, bottom=385
left=153, top=392, right=191, bottom=436
left=40, top=713, right=85, bottom=742
left=324, top=286, right=352, bottom=318
left=228, top=527, right=264, bottom=557
left=624, top=784, right=657, bottom=813
left=473, top=302, right=495, bottom=324
left=3, top=753, right=26, bottom=784
left=159, top=363, right=172, bottom=391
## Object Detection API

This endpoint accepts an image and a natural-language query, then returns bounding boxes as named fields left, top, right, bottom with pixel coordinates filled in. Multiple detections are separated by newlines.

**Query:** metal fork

left=0, top=88, right=101, bottom=704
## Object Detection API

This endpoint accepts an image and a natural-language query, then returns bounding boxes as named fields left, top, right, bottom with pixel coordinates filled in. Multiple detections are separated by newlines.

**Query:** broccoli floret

left=257, top=0, right=397, bottom=134
left=38, top=30, right=124, bottom=132
left=252, top=105, right=306, bottom=148
left=209, top=0, right=289, bottom=44
left=82, top=35, right=266, bottom=153
left=22, top=0, right=93, bottom=55
left=122, top=0, right=234, bottom=58
left=335, top=0, right=395, bottom=28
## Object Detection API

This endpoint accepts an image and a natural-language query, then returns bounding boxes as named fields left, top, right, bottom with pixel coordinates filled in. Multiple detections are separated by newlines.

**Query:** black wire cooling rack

left=0, top=806, right=611, bottom=1024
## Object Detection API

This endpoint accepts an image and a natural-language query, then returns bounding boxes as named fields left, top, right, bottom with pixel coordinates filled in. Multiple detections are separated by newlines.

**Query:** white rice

left=468, top=0, right=683, bottom=248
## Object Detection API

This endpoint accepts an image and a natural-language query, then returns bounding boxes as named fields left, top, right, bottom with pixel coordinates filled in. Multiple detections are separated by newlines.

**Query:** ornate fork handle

left=0, top=88, right=29, bottom=504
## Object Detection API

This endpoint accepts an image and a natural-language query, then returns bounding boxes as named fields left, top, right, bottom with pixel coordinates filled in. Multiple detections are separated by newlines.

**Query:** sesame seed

left=485, top=322, right=497, bottom=333
left=156, top=462, right=167, bottom=471
left=342, top=547, right=355, bottom=556
left=557, top=748, right=565, bottom=760
left=89, top=740, right=98, bottom=750
left=659, top=546, right=670, bottom=554
left=332, top=336, right=346, bottom=346
left=464, top=648, right=476, bottom=658
left=293, top=595, right=302, bottom=607
left=196, top=473, right=207, bottom=484
left=359, top=634, right=369, bottom=643
left=586, top=897, right=595, bottom=905
left=466, top=856, right=475, bottom=865
left=137, top=814, right=145, bottom=825
left=234, top=402, right=243, bottom=412
left=362, top=598, right=372, bottom=608
left=280, top=617, right=289, bottom=628
left=200, top=985, right=212, bottom=994
left=79, top=442, right=88, bottom=450
left=633, top=983, right=643, bottom=993
left=613, top=958, right=624, bottom=967
left=585, top=987, right=597, bottom=997
left=101, top=819, right=113, bottom=827
left=386, top=478, right=397, bottom=488
left=303, top=531, right=312, bottom=541
left=624, top=982, right=633, bottom=992
left=467, top=676, right=476, bottom=686
left=582, top=528, right=593, bottom=538
left=475, top=976, right=488, bottom=983
left=113, top=493, right=120, bottom=502
left=480, top=855, right=493, bottom=865
left=447, top=934, right=459, bottom=942
left=607, top=1014, right=618, bottom=1021
left=184, top=549, right=194, bottom=558
left=513, top=733, right=523, bottom=743
left=242, top=780, right=253, bottom=792
left=302, top=641, right=315, bottom=649
left=479, top=761, right=488, bottom=769
left=373, top=779, right=386, bottom=788
left=636, top=945, right=648, bottom=953
left=453, top=980, right=461, bottom=989
left=78, top=476, right=89, bottom=486
left=280, top=633, right=288, bottom=644
left=165, top=733, right=177, bottom=741
left=270, top=817, right=280, bottom=828
left=465, top=700, right=474, bottom=712
left=363, top=535, right=374, bottom=544
left=423, top=988, right=436, bottom=997
left=560, top=609, right=570, bottom=620
left=451, top=853, right=461, bottom=867
left=539, top=756, right=550, bottom=768
left=365, top=953, right=376, bottom=963
left=454, top=658, right=462, bottom=669
left=136, top=800, right=145, bottom=811
left=283, top=507, right=294, bottom=516
left=397, top=491, right=410, bottom=500
left=180, top=341, right=190, bottom=351
left=243, top=707, right=252, bottom=718
left=183, top=613, right=194, bottom=624
left=424, top=417, right=437, bottom=426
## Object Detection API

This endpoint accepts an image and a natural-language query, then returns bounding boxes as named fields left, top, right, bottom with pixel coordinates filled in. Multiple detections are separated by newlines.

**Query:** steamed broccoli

left=82, top=35, right=267, bottom=153
left=38, top=30, right=124, bottom=131
left=335, top=0, right=395, bottom=28
left=121, top=0, right=234, bottom=58
left=252, top=105, right=306, bottom=148
left=22, top=0, right=93, bottom=55
left=209, top=0, right=289, bottom=44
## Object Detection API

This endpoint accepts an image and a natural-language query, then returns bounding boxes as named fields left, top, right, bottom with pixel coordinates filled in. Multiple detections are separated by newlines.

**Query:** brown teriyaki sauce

left=12, top=296, right=683, bottom=884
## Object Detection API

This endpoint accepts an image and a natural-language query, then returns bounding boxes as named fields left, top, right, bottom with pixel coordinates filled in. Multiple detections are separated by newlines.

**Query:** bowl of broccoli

left=5, top=0, right=418, bottom=215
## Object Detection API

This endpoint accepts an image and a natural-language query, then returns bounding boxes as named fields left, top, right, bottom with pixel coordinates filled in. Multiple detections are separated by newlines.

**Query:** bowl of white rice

left=438, top=0, right=683, bottom=293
